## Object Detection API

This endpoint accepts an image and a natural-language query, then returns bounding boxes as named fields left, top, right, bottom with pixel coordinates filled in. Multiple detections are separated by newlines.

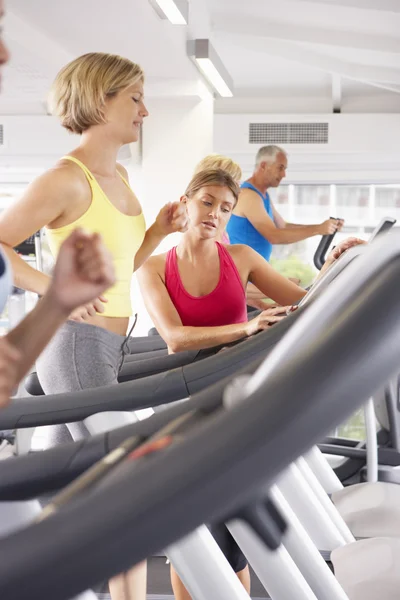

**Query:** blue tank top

left=226, top=182, right=275, bottom=261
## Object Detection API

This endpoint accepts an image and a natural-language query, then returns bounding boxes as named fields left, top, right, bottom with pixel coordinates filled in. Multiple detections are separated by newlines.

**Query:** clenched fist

left=319, top=218, right=344, bottom=236
left=155, top=202, right=189, bottom=236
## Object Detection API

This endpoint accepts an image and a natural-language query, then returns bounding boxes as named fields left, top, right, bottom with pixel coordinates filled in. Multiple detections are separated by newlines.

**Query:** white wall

left=214, top=94, right=400, bottom=117
left=0, top=116, right=76, bottom=180
left=131, top=94, right=214, bottom=229
left=214, top=113, right=400, bottom=184
left=127, top=93, right=215, bottom=335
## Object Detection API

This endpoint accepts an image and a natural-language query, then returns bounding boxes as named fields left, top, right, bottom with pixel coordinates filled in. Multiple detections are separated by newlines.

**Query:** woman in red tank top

left=138, top=168, right=363, bottom=599
left=138, top=169, right=304, bottom=353
left=139, top=168, right=361, bottom=354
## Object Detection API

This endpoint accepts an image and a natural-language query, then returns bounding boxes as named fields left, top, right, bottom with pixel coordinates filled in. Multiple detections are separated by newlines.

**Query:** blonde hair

left=194, top=154, right=242, bottom=182
left=48, top=52, right=144, bottom=134
left=184, top=169, right=239, bottom=204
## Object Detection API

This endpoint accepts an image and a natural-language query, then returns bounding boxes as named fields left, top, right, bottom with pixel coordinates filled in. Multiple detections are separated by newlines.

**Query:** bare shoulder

left=239, top=188, right=261, bottom=201
left=138, top=252, right=167, bottom=277
left=225, top=243, right=256, bottom=261
left=239, top=187, right=263, bottom=205
left=234, top=187, right=263, bottom=216
left=0, top=158, right=91, bottom=242
left=36, top=159, right=89, bottom=198
left=14, top=160, right=88, bottom=220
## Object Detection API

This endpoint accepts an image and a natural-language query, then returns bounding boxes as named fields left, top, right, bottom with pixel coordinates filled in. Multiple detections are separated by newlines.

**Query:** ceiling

left=1, top=0, right=399, bottom=115
left=1, top=0, right=203, bottom=114
left=207, top=0, right=400, bottom=112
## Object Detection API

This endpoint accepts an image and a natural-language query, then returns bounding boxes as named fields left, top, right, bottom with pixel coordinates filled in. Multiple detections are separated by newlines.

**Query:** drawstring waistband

left=118, top=313, right=138, bottom=372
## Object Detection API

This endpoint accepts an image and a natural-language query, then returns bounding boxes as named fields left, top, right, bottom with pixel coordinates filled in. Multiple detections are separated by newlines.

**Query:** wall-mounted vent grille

left=249, top=122, right=329, bottom=145
left=0, top=125, right=4, bottom=146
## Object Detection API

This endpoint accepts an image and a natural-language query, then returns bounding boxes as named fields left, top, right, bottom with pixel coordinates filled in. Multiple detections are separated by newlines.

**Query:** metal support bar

left=166, top=526, right=250, bottom=600
left=271, top=486, right=348, bottom=600
left=277, top=464, right=347, bottom=551
left=305, top=446, right=343, bottom=494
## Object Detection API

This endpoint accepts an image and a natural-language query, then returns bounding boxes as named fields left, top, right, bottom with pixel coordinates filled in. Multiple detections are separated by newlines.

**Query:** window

left=336, top=186, right=369, bottom=222
left=296, top=186, right=330, bottom=206
left=275, top=185, right=289, bottom=205
left=270, top=185, right=290, bottom=221
left=375, top=187, right=400, bottom=208
left=337, top=408, right=366, bottom=441
left=375, top=186, right=400, bottom=223
left=293, top=185, right=331, bottom=222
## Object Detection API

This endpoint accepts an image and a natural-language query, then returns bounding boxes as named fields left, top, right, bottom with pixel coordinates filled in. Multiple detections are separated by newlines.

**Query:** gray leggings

left=36, top=320, right=129, bottom=442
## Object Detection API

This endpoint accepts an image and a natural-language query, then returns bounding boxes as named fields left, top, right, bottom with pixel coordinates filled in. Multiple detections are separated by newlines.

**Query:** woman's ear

left=180, top=195, right=188, bottom=205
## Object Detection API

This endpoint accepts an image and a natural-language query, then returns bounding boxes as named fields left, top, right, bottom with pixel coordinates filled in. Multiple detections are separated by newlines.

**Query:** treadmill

left=1, top=228, right=400, bottom=600
left=0, top=232, right=368, bottom=599
left=4, top=235, right=398, bottom=492
left=26, top=217, right=397, bottom=397
left=0, top=240, right=369, bottom=432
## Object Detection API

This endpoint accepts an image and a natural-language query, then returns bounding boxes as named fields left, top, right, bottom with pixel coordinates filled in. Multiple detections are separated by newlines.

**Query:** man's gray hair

left=255, top=145, right=287, bottom=167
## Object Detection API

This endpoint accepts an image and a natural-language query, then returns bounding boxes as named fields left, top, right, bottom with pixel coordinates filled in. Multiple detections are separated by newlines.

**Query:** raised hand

left=47, top=228, right=116, bottom=316
left=155, top=202, right=189, bottom=236
left=336, top=218, right=345, bottom=232
left=319, top=218, right=340, bottom=236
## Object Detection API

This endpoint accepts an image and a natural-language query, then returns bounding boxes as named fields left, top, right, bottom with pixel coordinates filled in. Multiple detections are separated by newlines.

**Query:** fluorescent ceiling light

left=195, top=58, right=233, bottom=98
left=150, top=0, right=188, bottom=24
left=187, top=39, right=234, bottom=98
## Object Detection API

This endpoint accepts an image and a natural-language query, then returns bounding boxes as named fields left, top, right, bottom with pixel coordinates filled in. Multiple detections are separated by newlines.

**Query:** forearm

left=1, top=244, right=51, bottom=296
left=252, top=277, right=306, bottom=306
left=246, top=282, right=266, bottom=300
left=246, top=297, right=269, bottom=310
left=6, top=291, right=68, bottom=383
left=166, top=322, right=251, bottom=353
left=133, top=224, right=165, bottom=271
left=270, top=224, right=321, bottom=244
left=246, top=283, right=272, bottom=310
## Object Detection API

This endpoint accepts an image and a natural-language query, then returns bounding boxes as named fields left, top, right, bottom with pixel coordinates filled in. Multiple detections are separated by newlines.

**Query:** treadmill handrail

left=1, top=239, right=400, bottom=600
left=313, top=216, right=395, bottom=271
left=300, top=243, right=366, bottom=307
left=0, top=369, right=248, bottom=501
left=0, top=234, right=369, bottom=429
left=313, top=231, right=337, bottom=270
left=369, top=216, right=396, bottom=242
left=0, top=312, right=299, bottom=429
left=247, top=228, right=400, bottom=394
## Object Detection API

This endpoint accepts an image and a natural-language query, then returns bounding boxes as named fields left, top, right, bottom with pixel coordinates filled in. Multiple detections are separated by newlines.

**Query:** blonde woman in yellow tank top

left=0, top=52, right=188, bottom=600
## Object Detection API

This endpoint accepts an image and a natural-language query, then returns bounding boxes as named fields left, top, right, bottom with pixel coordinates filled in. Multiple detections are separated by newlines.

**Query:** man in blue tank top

left=226, top=145, right=343, bottom=261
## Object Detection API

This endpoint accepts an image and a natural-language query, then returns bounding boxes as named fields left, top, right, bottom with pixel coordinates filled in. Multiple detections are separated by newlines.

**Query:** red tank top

left=165, top=242, right=247, bottom=327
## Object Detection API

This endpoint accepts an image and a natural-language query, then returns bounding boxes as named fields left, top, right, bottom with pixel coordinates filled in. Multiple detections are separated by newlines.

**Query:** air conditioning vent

left=249, top=122, right=329, bottom=145
left=0, top=124, right=4, bottom=146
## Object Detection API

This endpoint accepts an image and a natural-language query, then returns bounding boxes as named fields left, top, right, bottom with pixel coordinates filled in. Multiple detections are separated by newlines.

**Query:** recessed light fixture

left=187, top=39, right=234, bottom=98
left=149, top=0, right=188, bottom=25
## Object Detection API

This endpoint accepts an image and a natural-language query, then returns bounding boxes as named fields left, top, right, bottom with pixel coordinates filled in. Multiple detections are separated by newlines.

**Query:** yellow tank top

left=45, top=156, right=146, bottom=317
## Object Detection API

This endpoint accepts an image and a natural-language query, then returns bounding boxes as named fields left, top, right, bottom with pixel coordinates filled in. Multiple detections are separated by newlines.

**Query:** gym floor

left=96, top=556, right=269, bottom=599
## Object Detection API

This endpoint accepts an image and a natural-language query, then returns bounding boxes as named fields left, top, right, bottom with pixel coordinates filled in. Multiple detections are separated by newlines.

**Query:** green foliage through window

left=270, top=254, right=315, bottom=288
